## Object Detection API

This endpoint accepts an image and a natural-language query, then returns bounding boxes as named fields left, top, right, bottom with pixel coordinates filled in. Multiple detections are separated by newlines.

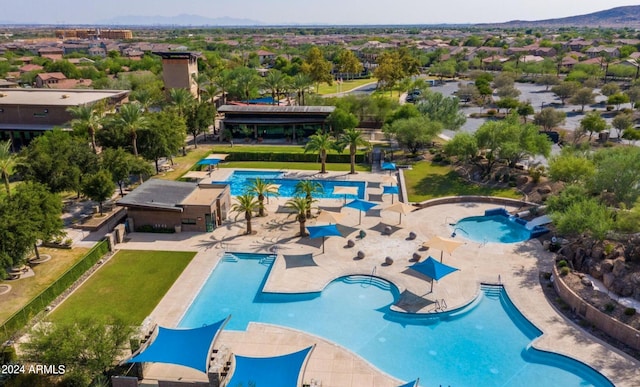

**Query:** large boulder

left=591, top=246, right=604, bottom=260
left=603, top=272, right=616, bottom=288
left=589, top=263, right=604, bottom=280
left=601, top=259, right=614, bottom=273
left=537, top=185, right=552, bottom=194
left=612, top=258, right=626, bottom=277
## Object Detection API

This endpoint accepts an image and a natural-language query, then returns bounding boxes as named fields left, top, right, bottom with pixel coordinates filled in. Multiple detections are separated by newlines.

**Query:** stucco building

left=153, top=51, right=200, bottom=98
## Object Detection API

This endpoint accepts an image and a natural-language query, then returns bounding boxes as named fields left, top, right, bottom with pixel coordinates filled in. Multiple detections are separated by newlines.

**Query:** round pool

left=454, top=215, right=531, bottom=243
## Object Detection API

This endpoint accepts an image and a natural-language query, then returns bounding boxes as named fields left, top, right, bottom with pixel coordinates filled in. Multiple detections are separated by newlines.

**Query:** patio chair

left=358, top=230, right=367, bottom=239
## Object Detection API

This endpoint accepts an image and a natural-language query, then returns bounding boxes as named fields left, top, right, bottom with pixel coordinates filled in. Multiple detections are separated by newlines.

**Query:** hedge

left=0, top=240, right=110, bottom=343
left=223, top=151, right=366, bottom=164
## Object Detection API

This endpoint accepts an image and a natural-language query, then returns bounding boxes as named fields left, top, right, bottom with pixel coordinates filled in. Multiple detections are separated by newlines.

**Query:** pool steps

left=342, top=275, right=393, bottom=291
left=483, top=208, right=551, bottom=239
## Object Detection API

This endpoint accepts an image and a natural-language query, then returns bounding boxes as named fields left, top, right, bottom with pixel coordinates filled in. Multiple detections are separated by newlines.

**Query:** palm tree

left=68, top=104, right=102, bottom=153
left=230, top=193, right=260, bottom=235
left=0, top=140, right=16, bottom=197
left=214, top=70, right=234, bottom=105
left=115, top=103, right=148, bottom=157
left=202, top=83, right=220, bottom=105
left=248, top=177, right=278, bottom=217
left=263, top=69, right=288, bottom=105
left=304, top=131, right=337, bottom=174
left=295, top=180, right=322, bottom=218
left=285, top=196, right=311, bottom=237
left=291, top=73, right=312, bottom=106
left=130, top=89, right=158, bottom=111
left=235, top=68, right=260, bottom=103
left=169, top=88, right=195, bottom=118
left=337, top=128, right=370, bottom=174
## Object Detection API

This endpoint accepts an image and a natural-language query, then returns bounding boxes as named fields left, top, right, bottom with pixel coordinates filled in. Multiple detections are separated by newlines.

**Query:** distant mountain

left=97, top=14, right=263, bottom=26
left=480, top=5, right=640, bottom=28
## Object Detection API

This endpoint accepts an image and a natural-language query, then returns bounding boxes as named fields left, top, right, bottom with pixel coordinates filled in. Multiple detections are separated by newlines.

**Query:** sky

left=2, top=0, right=640, bottom=25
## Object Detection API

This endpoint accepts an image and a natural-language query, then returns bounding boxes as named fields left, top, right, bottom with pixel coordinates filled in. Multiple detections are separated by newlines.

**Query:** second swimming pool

left=179, top=253, right=611, bottom=387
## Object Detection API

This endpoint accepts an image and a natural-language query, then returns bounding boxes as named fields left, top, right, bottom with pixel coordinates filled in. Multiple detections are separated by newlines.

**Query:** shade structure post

left=359, top=210, right=362, bottom=225
left=322, top=236, right=325, bottom=253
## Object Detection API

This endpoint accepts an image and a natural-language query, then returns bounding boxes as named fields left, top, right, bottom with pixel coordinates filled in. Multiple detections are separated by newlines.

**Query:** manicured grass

left=221, top=161, right=371, bottom=172
left=316, top=78, right=377, bottom=95
left=201, top=144, right=366, bottom=155
left=0, top=247, right=90, bottom=324
left=48, top=250, right=195, bottom=325
left=154, top=145, right=215, bottom=181
left=404, top=161, right=522, bottom=202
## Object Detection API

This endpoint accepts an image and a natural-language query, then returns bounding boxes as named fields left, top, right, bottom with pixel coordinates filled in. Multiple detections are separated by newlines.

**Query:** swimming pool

left=179, top=253, right=612, bottom=386
left=215, top=170, right=366, bottom=199
left=454, top=214, right=532, bottom=243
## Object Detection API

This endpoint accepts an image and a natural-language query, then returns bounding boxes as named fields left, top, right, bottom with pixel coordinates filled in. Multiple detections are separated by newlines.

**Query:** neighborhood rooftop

left=116, top=180, right=199, bottom=211
left=217, top=105, right=336, bottom=114
left=0, top=88, right=129, bottom=106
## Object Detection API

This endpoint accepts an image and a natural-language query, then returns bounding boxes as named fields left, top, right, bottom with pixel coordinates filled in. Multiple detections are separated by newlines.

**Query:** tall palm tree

left=214, top=70, right=234, bottom=105
left=169, top=88, right=195, bottom=118
left=263, top=69, right=287, bottom=105
left=285, top=196, right=311, bottom=237
left=304, top=131, right=337, bottom=174
left=295, top=179, right=322, bottom=218
left=130, top=88, right=157, bottom=111
left=202, top=83, right=220, bottom=105
left=337, top=128, right=370, bottom=174
left=230, top=193, right=260, bottom=235
left=115, top=103, right=148, bottom=157
left=291, top=73, right=312, bottom=106
left=235, top=69, right=260, bottom=103
left=248, top=177, right=278, bottom=217
left=0, top=140, right=16, bottom=197
left=67, top=104, right=102, bottom=153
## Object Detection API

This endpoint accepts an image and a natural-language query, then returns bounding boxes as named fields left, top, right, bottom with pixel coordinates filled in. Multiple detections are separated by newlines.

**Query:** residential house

left=256, top=50, right=276, bottom=65
left=19, top=64, right=44, bottom=73
left=35, top=72, right=67, bottom=88
left=585, top=46, right=621, bottom=59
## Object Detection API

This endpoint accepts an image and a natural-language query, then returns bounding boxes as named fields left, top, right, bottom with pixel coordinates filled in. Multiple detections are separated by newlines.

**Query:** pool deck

left=120, top=169, right=640, bottom=387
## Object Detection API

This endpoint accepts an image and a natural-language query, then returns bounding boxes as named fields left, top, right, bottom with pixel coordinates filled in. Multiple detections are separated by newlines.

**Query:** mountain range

left=484, top=5, right=640, bottom=28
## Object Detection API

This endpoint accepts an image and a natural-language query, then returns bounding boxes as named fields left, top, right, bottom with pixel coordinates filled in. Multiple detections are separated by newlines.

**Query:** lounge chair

left=358, top=230, right=366, bottom=239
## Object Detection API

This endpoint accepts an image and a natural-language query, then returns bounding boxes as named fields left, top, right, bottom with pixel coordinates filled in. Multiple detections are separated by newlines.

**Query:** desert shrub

left=486, top=109, right=497, bottom=116
left=557, top=259, right=568, bottom=268
left=559, top=267, right=570, bottom=276
left=624, top=307, right=636, bottom=316
left=604, top=243, right=615, bottom=256
left=604, top=302, right=616, bottom=313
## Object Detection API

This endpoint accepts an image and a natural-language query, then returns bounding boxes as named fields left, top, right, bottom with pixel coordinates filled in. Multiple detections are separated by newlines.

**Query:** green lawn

left=316, top=78, right=377, bottom=95
left=404, top=161, right=522, bottom=202
left=48, top=250, right=195, bottom=325
left=220, top=161, right=370, bottom=172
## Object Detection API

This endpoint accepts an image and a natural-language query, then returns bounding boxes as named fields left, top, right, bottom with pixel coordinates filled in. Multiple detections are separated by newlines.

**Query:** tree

left=291, top=73, right=312, bottom=105
left=536, top=74, right=560, bottom=91
left=607, top=93, right=630, bottom=111
left=0, top=140, right=16, bottom=197
left=214, top=69, right=234, bottom=105
left=622, top=128, right=640, bottom=144
left=496, top=97, right=520, bottom=114
left=337, top=128, right=370, bottom=174
left=496, top=85, right=521, bottom=99
left=295, top=180, right=322, bottom=219
left=139, top=110, right=187, bottom=173
left=579, top=111, right=608, bottom=140
left=115, top=103, right=148, bottom=157
left=550, top=198, right=613, bottom=241
left=600, top=82, right=620, bottom=97
left=374, top=51, right=403, bottom=92
left=169, top=88, right=195, bottom=118
left=590, top=147, right=640, bottom=207
left=456, top=82, right=479, bottom=106
left=624, top=85, right=640, bottom=108
left=82, top=170, right=115, bottom=215
left=328, top=108, right=359, bottom=134
left=18, top=129, right=98, bottom=194
left=385, top=116, right=442, bottom=154
left=101, top=147, right=152, bottom=196
left=186, top=101, right=216, bottom=147
left=415, top=90, right=466, bottom=131
left=67, top=104, right=102, bottom=153
left=248, top=178, right=278, bottom=217
left=0, top=182, right=63, bottom=273
left=443, top=132, right=479, bottom=165
left=304, top=131, right=338, bottom=174
left=22, top=318, right=133, bottom=386
left=492, top=72, right=516, bottom=89
left=301, top=47, right=333, bottom=92
left=262, top=69, right=289, bottom=104
left=231, top=67, right=261, bottom=103
left=612, top=113, right=633, bottom=139
left=548, top=153, right=595, bottom=184
left=231, top=193, right=259, bottom=235
left=517, top=102, right=534, bottom=123
left=498, top=118, right=552, bottom=168
left=285, top=196, right=311, bottom=237
left=335, top=49, right=363, bottom=80
left=533, top=107, right=566, bottom=131
left=569, top=88, right=596, bottom=112
left=551, top=81, right=580, bottom=105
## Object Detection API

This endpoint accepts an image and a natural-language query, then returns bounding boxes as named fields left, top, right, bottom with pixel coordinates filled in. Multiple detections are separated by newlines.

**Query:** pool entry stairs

left=484, top=208, right=551, bottom=239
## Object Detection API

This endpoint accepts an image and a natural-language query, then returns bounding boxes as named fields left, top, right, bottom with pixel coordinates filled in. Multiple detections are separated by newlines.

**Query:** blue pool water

left=455, top=215, right=532, bottom=243
left=179, top=253, right=611, bottom=387
left=215, top=170, right=366, bottom=199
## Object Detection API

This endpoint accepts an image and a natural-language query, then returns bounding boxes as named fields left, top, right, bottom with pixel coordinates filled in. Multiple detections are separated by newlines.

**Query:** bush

left=604, top=243, right=614, bottom=256
left=542, top=272, right=552, bottom=280
left=624, top=307, right=636, bottom=316
left=604, top=302, right=616, bottom=313
left=486, top=109, right=497, bottom=116
left=0, top=346, right=16, bottom=364
left=606, top=105, right=614, bottom=111
left=557, top=259, right=568, bottom=268
left=559, top=267, right=570, bottom=276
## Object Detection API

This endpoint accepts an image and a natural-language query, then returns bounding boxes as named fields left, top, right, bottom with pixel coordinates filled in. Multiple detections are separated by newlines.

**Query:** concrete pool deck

left=119, top=169, right=640, bottom=387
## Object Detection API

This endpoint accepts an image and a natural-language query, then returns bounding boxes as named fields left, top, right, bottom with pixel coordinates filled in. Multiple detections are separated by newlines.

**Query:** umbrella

left=381, top=162, right=396, bottom=172
left=306, top=224, right=343, bottom=253
left=382, top=185, right=399, bottom=203
left=206, top=153, right=229, bottom=160
left=384, top=202, right=414, bottom=224
left=408, top=256, right=459, bottom=292
left=333, top=186, right=359, bottom=204
left=422, top=236, right=463, bottom=262
left=397, top=380, right=420, bottom=387
left=344, top=199, right=378, bottom=225
left=381, top=175, right=397, bottom=185
left=316, top=210, right=345, bottom=224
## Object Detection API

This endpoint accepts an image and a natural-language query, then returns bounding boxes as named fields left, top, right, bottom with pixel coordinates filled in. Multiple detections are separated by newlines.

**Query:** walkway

left=116, top=169, right=640, bottom=387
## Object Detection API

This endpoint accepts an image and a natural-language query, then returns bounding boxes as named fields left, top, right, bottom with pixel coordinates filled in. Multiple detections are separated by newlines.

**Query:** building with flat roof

left=218, top=105, right=336, bottom=141
left=0, top=88, right=129, bottom=149
left=116, top=179, right=231, bottom=233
